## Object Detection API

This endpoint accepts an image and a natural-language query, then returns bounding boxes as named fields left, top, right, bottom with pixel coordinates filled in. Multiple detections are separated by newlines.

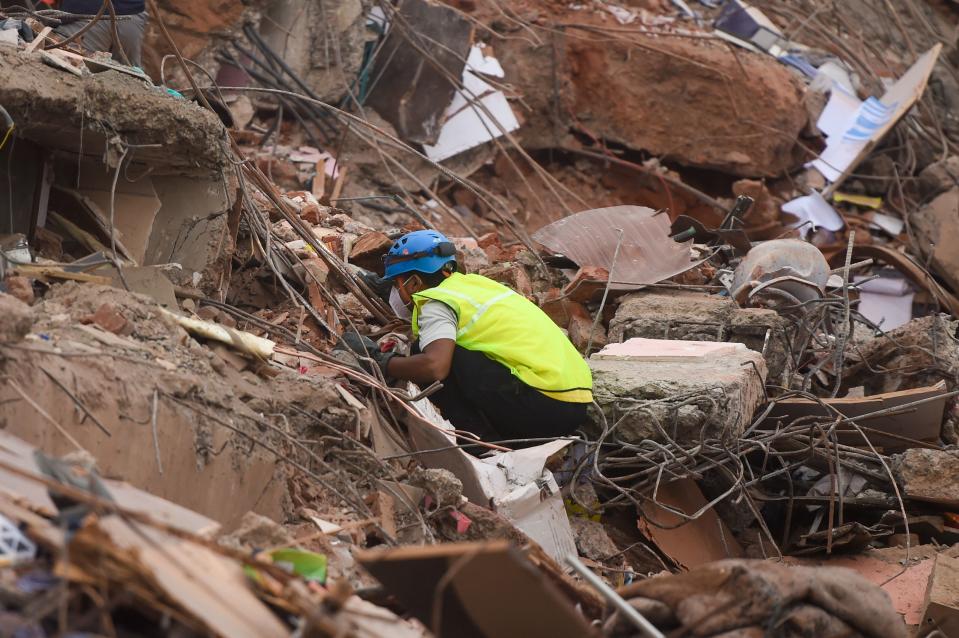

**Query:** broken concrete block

left=451, top=237, right=491, bottom=273
left=895, top=448, right=959, bottom=508
left=608, top=290, right=790, bottom=383
left=301, top=256, right=330, bottom=286
left=920, top=553, right=959, bottom=636
left=562, top=266, right=609, bottom=304
left=588, top=338, right=767, bottom=443
left=918, top=156, right=959, bottom=198
left=912, top=187, right=959, bottom=294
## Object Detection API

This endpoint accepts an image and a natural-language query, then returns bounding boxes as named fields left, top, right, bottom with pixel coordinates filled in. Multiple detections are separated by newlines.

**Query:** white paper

left=810, top=46, right=941, bottom=186
left=870, top=212, right=905, bottom=236
left=423, top=45, right=520, bottom=162
left=816, top=85, right=862, bottom=139
left=855, top=275, right=914, bottom=330
left=782, top=191, right=845, bottom=234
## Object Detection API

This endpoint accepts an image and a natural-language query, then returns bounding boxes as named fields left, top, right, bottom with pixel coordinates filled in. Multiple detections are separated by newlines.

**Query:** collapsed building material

left=589, top=338, right=768, bottom=443
left=358, top=540, right=596, bottom=638
left=607, top=290, right=791, bottom=382
left=912, top=186, right=959, bottom=296
left=921, top=553, right=959, bottom=636
left=485, top=10, right=810, bottom=176
left=895, top=449, right=959, bottom=509
left=608, top=559, right=908, bottom=637
left=364, top=0, right=473, bottom=146
left=0, top=48, right=236, bottom=296
left=533, top=206, right=701, bottom=298
left=0, top=284, right=343, bottom=528
left=639, top=478, right=743, bottom=570
left=766, top=382, right=949, bottom=452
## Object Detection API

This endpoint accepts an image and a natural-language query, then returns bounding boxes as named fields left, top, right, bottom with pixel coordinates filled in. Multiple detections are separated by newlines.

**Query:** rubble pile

left=3, top=0, right=959, bottom=636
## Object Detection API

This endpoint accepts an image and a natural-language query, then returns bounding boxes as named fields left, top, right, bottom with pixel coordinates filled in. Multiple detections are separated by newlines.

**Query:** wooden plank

left=24, top=27, right=53, bottom=54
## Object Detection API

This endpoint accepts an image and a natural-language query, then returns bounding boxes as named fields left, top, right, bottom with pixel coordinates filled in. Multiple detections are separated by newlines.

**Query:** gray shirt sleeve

left=418, top=300, right=458, bottom=348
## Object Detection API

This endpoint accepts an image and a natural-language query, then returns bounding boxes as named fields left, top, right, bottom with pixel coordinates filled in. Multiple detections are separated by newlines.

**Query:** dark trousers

left=428, top=345, right=588, bottom=448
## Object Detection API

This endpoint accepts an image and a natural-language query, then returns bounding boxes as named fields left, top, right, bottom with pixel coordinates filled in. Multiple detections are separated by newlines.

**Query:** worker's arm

left=385, top=338, right=455, bottom=385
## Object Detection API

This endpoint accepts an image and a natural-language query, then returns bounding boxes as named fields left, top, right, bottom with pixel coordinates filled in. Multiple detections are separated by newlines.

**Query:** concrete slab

left=607, top=290, right=791, bottom=383
left=593, top=337, right=746, bottom=361
left=588, top=339, right=767, bottom=444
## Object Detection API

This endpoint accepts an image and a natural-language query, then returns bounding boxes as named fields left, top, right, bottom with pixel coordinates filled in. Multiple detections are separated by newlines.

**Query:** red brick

left=567, top=303, right=606, bottom=353
left=538, top=288, right=572, bottom=327
left=90, top=303, right=132, bottom=336
left=300, top=202, right=329, bottom=225
left=562, top=266, right=609, bottom=304
left=480, top=263, right=533, bottom=298
left=477, top=232, right=500, bottom=249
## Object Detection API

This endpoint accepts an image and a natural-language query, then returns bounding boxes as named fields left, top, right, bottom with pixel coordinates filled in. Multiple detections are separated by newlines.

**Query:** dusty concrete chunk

left=608, top=290, right=790, bottom=383
left=588, top=339, right=767, bottom=443
left=912, top=187, right=959, bottom=294
left=896, top=448, right=959, bottom=508
left=0, top=292, right=33, bottom=342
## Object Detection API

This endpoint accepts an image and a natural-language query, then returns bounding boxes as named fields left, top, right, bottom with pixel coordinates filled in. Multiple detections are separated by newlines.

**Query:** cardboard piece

left=357, top=541, right=594, bottom=638
left=405, top=395, right=577, bottom=562
left=765, top=381, right=948, bottom=451
left=812, top=46, right=942, bottom=194
left=639, top=478, right=743, bottom=569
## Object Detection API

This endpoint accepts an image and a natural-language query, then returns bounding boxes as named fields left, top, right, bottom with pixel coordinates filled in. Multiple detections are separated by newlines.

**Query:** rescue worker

left=341, top=229, right=592, bottom=447
left=56, top=1, right=149, bottom=68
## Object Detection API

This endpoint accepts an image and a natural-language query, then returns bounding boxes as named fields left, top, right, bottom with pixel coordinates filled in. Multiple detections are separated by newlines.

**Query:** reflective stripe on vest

left=412, top=273, right=593, bottom=403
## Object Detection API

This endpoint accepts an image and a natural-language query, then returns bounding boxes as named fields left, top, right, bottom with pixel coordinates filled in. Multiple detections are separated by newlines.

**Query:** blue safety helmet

left=383, top=230, right=456, bottom=280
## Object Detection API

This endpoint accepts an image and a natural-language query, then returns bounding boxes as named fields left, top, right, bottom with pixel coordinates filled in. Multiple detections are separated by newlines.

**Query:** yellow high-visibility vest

left=412, top=273, right=593, bottom=403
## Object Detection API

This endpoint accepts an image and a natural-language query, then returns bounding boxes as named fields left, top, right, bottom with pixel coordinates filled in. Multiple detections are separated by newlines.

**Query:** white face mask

left=389, top=286, right=412, bottom=319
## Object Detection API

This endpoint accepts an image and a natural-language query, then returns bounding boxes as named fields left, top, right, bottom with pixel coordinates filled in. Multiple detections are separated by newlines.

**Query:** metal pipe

left=565, top=554, right=665, bottom=638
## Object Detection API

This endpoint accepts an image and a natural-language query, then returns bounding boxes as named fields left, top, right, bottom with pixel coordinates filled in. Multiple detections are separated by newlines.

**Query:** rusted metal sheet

left=532, top=206, right=700, bottom=288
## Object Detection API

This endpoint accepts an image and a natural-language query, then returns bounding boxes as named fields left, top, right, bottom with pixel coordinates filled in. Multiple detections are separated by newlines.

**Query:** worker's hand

left=357, top=269, right=393, bottom=303
left=336, top=332, right=396, bottom=378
